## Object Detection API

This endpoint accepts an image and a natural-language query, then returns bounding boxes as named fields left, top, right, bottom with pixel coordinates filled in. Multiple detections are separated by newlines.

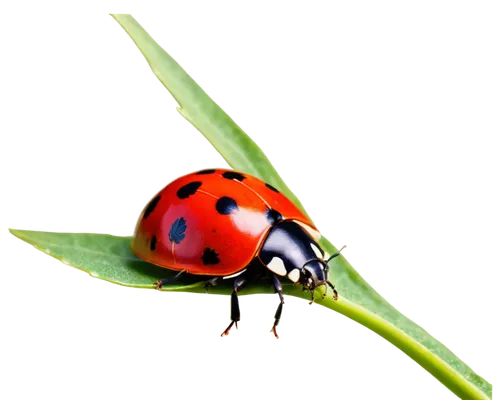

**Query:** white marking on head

left=223, top=269, right=247, bottom=280
left=310, top=243, right=323, bottom=259
left=288, top=269, right=300, bottom=283
left=323, top=252, right=330, bottom=261
left=267, top=257, right=287, bottom=276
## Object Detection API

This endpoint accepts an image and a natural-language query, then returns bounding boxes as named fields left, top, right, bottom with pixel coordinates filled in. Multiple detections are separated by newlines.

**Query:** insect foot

left=221, top=321, right=238, bottom=337
left=267, top=324, right=283, bottom=342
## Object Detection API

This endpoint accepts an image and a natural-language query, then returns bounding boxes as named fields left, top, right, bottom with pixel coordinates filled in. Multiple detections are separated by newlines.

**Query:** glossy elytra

left=132, top=169, right=345, bottom=338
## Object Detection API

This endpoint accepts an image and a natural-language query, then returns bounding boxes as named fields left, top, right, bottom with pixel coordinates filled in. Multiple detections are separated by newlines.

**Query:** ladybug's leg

left=154, top=270, right=187, bottom=290
left=203, top=277, right=223, bottom=294
left=270, top=274, right=284, bottom=339
left=221, top=274, right=247, bottom=337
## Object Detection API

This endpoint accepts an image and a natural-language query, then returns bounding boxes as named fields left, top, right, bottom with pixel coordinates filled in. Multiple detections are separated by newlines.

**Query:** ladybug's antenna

left=320, top=246, right=345, bottom=302
left=325, top=245, right=347, bottom=264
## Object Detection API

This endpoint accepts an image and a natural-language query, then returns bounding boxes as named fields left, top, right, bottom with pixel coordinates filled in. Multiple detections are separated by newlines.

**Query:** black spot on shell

left=222, top=171, right=246, bottom=181
left=265, top=183, right=279, bottom=193
left=266, top=208, right=283, bottom=225
left=150, top=235, right=157, bottom=251
left=169, top=217, right=187, bottom=244
left=201, top=248, right=220, bottom=265
left=177, top=181, right=202, bottom=199
left=196, top=169, right=216, bottom=175
left=216, top=197, right=239, bottom=215
left=143, top=196, right=161, bottom=219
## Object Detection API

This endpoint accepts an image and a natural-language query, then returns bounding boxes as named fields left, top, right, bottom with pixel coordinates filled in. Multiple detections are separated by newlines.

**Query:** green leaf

left=8, top=226, right=272, bottom=296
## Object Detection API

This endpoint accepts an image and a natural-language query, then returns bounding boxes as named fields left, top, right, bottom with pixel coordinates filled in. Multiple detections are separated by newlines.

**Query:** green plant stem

left=307, top=295, right=485, bottom=400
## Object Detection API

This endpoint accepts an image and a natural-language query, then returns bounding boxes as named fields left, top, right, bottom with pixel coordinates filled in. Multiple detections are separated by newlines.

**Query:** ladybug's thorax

left=259, top=220, right=328, bottom=287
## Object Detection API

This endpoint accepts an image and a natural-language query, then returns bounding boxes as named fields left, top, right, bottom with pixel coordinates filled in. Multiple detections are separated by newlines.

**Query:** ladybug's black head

left=260, top=220, right=345, bottom=302
left=301, top=259, right=327, bottom=289
left=300, top=247, right=346, bottom=303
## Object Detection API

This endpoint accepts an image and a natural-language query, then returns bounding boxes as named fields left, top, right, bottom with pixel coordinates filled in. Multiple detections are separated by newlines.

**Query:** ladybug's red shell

left=132, top=169, right=319, bottom=276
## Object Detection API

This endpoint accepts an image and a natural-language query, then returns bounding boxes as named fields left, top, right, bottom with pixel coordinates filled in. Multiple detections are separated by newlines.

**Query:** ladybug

left=132, top=169, right=344, bottom=338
